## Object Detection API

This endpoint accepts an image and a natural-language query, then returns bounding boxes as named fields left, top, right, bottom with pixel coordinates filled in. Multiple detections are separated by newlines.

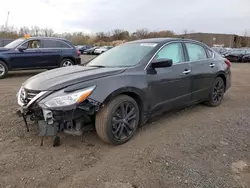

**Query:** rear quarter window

left=207, top=49, right=214, bottom=58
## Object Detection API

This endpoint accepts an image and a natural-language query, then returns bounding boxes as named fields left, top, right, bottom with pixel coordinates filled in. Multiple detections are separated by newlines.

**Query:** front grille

left=20, top=89, right=40, bottom=105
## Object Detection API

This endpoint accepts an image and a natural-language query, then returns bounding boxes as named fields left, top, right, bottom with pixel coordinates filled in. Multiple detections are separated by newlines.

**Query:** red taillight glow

left=76, top=50, right=81, bottom=56
left=225, top=59, right=231, bottom=68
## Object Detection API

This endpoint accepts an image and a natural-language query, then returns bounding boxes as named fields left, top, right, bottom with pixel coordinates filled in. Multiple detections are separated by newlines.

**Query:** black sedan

left=224, top=49, right=250, bottom=62
left=84, top=46, right=100, bottom=55
left=16, top=38, right=231, bottom=146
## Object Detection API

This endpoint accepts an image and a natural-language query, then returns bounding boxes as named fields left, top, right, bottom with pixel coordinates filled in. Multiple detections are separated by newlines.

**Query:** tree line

left=0, top=25, right=249, bottom=47
left=0, top=25, right=175, bottom=46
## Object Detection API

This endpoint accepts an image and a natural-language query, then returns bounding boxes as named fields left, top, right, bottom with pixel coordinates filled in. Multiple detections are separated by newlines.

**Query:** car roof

left=128, top=37, right=203, bottom=44
left=23, top=36, right=71, bottom=43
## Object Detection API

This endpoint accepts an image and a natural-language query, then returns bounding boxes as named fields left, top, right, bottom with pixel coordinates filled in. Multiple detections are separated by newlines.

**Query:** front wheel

left=60, top=59, right=74, bottom=67
left=0, top=61, right=8, bottom=79
left=205, top=77, right=225, bottom=107
left=95, top=95, right=140, bottom=145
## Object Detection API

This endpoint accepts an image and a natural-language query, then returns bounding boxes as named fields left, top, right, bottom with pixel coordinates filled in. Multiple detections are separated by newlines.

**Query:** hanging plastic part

left=22, top=114, right=30, bottom=132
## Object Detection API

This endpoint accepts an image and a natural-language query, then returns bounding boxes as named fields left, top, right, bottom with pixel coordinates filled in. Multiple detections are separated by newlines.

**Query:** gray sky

left=1, top=0, right=250, bottom=34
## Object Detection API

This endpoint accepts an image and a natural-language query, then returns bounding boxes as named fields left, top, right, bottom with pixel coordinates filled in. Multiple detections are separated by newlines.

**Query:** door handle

left=183, top=69, right=191, bottom=74
left=210, top=63, right=215, bottom=68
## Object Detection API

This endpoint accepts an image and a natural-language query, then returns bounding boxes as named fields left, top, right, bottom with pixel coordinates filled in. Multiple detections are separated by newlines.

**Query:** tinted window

left=42, top=40, right=71, bottom=48
left=186, top=43, right=207, bottom=61
left=154, top=43, right=184, bottom=64
left=21, top=40, right=41, bottom=49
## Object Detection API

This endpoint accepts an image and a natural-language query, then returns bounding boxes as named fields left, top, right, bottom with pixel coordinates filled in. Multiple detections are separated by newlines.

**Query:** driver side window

left=21, top=40, right=41, bottom=49
left=154, top=43, right=184, bottom=64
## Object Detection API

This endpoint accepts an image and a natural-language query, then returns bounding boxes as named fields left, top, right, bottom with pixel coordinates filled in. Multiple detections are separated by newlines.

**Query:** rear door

left=40, top=39, right=65, bottom=67
left=184, top=42, right=215, bottom=102
left=11, top=40, right=43, bottom=68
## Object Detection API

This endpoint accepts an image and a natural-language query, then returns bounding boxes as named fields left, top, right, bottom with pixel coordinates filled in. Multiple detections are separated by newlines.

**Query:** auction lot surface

left=0, top=56, right=250, bottom=188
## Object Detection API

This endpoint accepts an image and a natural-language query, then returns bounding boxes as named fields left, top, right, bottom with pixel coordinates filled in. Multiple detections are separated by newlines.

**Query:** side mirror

left=151, top=58, right=173, bottom=69
left=17, top=46, right=27, bottom=51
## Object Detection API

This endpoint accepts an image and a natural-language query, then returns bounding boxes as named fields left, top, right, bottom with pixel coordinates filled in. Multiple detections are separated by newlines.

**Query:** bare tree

left=134, top=28, right=149, bottom=39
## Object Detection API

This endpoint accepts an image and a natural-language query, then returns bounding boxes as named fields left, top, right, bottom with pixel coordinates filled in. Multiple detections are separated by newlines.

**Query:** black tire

left=59, top=58, right=74, bottom=67
left=205, top=77, right=225, bottom=107
left=0, top=61, right=8, bottom=79
left=95, top=95, right=140, bottom=145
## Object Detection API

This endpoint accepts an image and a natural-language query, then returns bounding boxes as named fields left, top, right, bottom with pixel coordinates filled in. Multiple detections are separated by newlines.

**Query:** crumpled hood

left=23, top=65, right=126, bottom=91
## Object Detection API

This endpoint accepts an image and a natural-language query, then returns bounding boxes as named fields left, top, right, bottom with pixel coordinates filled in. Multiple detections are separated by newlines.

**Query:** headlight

left=44, top=86, right=96, bottom=108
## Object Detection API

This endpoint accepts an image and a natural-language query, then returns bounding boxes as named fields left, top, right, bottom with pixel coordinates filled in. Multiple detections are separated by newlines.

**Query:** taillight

left=225, top=59, right=231, bottom=68
left=76, top=50, right=81, bottom=56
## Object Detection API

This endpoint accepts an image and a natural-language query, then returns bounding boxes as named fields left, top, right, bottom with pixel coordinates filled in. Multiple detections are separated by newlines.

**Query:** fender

left=0, top=57, right=11, bottom=69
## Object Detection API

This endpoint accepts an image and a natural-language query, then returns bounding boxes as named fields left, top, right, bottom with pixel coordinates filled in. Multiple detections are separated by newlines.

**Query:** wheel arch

left=102, top=87, right=146, bottom=125
left=0, top=58, right=10, bottom=69
left=215, top=72, right=226, bottom=92
left=59, top=57, right=75, bottom=66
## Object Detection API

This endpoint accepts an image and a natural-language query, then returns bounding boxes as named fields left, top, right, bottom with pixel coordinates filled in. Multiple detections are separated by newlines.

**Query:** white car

left=94, top=46, right=113, bottom=54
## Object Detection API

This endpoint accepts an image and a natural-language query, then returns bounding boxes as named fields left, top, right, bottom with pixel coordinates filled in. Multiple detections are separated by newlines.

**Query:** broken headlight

left=44, top=86, right=96, bottom=108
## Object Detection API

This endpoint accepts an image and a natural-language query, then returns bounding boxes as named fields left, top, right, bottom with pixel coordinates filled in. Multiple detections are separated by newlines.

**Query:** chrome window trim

left=144, top=41, right=188, bottom=70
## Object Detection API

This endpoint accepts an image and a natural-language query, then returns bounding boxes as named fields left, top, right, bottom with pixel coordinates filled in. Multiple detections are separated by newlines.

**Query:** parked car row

left=75, top=45, right=114, bottom=55
left=212, top=47, right=250, bottom=62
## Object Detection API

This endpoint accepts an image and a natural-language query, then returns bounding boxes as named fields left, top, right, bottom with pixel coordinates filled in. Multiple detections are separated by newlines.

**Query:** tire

left=95, top=95, right=140, bottom=145
left=59, top=58, right=74, bottom=67
left=0, top=61, right=8, bottom=79
left=205, top=77, right=225, bottom=107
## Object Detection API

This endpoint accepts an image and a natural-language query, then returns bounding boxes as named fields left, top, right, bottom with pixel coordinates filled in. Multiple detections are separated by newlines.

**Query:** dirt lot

left=0, top=56, right=250, bottom=188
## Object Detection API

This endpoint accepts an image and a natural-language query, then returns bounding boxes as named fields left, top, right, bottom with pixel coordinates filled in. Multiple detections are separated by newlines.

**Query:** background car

left=76, top=45, right=93, bottom=54
left=224, top=48, right=250, bottom=62
left=0, top=37, right=81, bottom=79
left=94, top=46, right=113, bottom=54
left=84, top=46, right=100, bottom=55
left=242, top=54, right=250, bottom=62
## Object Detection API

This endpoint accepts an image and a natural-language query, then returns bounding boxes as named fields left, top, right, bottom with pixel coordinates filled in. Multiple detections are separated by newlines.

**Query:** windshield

left=4, top=38, right=25, bottom=48
left=87, top=43, right=157, bottom=67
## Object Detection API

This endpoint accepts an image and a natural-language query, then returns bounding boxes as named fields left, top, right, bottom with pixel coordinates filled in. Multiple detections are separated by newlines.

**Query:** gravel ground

left=0, top=56, right=250, bottom=188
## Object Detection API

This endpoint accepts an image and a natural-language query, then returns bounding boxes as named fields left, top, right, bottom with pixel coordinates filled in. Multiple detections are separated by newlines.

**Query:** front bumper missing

left=16, top=99, right=99, bottom=146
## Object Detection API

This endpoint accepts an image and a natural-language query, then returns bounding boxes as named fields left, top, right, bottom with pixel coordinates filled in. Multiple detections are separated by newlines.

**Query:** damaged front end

left=16, top=86, right=101, bottom=146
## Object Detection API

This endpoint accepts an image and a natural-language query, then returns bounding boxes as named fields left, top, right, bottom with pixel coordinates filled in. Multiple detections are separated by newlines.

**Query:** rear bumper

left=75, top=57, right=81, bottom=65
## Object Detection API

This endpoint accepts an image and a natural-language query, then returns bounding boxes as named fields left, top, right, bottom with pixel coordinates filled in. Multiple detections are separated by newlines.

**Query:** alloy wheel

left=111, top=101, right=138, bottom=140
left=62, top=61, right=73, bottom=67
left=212, top=79, right=224, bottom=104
left=0, top=64, right=5, bottom=76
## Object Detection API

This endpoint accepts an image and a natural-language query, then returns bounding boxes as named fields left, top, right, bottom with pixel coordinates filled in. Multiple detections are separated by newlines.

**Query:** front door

left=146, top=42, right=192, bottom=115
left=11, top=40, right=43, bottom=69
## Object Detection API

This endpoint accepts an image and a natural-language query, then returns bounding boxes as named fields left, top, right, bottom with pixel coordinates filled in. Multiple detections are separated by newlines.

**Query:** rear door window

left=42, top=40, right=71, bottom=48
left=185, top=43, right=207, bottom=61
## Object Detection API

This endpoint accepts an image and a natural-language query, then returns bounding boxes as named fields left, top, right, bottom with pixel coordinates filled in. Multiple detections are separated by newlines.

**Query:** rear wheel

left=0, top=61, right=8, bottom=79
left=60, top=58, right=74, bottom=67
left=205, top=77, right=225, bottom=107
left=95, top=95, right=140, bottom=145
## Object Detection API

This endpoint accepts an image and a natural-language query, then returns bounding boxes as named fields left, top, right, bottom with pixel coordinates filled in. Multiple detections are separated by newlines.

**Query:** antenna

left=5, top=11, right=10, bottom=31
